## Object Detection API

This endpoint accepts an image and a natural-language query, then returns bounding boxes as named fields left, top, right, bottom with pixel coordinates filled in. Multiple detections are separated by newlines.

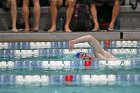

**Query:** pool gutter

left=0, top=31, right=140, bottom=42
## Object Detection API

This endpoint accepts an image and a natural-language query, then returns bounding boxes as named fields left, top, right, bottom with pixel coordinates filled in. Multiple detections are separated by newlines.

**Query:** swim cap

left=75, top=52, right=83, bottom=58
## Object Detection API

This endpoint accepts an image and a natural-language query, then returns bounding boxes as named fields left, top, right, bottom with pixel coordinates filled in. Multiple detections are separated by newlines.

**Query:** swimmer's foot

left=48, top=27, right=56, bottom=32
left=65, top=26, right=72, bottom=32
left=33, top=27, right=39, bottom=32
left=24, top=29, right=29, bottom=33
left=33, top=29, right=39, bottom=32
left=108, top=27, right=114, bottom=32
left=11, top=28, right=18, bottom=33
left=108, top=23, right=114, bottom=32
left=92, top=27, right=100, bottom=32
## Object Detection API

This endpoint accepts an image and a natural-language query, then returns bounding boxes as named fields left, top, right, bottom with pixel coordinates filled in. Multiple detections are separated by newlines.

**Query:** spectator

left=90, top=0, right=120, bottom=31
left=1, top=0, right=18, bottom=32
left=22, top=0, right=40, bottom=32
left=48, top=0, right=75, bottom=32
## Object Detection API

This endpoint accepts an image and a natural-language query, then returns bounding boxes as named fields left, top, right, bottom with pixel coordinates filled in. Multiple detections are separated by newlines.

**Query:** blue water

left=0, top=55, right=140, bottom=93
left=0, top=41, right=140, bottom=93
left=0, top=85, right=140, bottom=93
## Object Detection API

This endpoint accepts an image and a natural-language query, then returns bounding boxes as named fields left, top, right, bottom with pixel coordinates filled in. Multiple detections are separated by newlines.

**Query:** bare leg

left=22, top=0, right=29, bottom=32
left=48, top=0, right=63, bottom=32
left=33, top=0, right=40, bottom=31
left=64, top=0, right=75, bottom=32
left=8, top=0, right=18, bottom=32
left=108, top=0, right=120, bottom=31
left=90, top=4, right=99, bottom=31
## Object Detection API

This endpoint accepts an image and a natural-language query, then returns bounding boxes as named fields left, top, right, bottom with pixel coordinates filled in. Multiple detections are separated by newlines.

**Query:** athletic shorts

left=62, top=0, right=66, bottom=7
left=0, top=0, right=10, bottom=11
left=88, top=0, right=95, bottom=4
left=49, top=0, right=67, bottom=7
left=18, top=0, right=50, bottom=7
left=17, top=0, right=33, bottom=7
left=88, top=0, right=114, bottom=4
left=62, top=0, right=76, bottom=6
left=76, top=0, right=94, bottom=5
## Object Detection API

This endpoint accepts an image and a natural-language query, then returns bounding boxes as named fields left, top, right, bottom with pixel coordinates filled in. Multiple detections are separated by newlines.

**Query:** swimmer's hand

left=68, top=40, right=74, bottom=51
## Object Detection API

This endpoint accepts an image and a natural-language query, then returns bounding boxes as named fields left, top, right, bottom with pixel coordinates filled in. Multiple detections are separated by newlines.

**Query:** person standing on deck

left=47, top=0, right=76, bottom=32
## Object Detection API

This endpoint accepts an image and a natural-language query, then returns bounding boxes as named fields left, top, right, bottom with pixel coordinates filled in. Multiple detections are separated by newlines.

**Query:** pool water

left=0, top=41, right=140, bottom=93
left=1, top=85, right=140, bottom=93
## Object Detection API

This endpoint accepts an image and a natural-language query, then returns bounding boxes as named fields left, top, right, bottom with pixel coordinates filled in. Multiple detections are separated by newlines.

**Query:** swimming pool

left=0, top=41, right=140, bottom=93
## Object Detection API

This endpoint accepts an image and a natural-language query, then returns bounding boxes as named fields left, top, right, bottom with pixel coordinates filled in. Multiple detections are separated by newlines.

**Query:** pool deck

left=0, top=30, right=140, bottom=42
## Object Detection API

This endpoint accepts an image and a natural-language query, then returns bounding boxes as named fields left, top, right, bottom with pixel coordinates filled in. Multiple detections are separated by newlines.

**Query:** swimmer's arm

left=70, top=35, right=95, bottom=44
left=69, top=35, right=104, bottom=52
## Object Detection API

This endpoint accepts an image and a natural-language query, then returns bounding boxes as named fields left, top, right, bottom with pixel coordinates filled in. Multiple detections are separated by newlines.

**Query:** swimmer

left=68, top=35, right=116, bottom=61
